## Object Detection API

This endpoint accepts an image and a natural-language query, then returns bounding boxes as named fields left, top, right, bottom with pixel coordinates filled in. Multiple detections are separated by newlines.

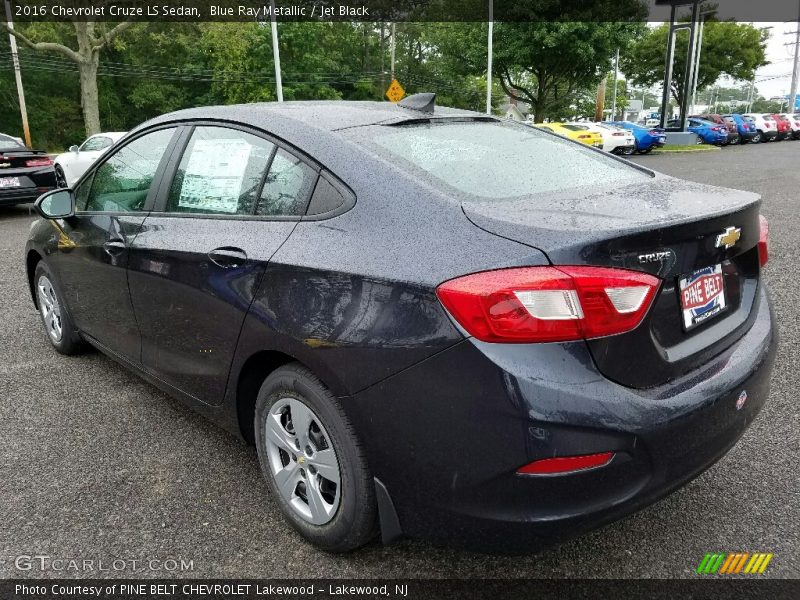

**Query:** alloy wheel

left=264, top=398, right=341, bottom=525
left=37, top=275, right=63, bottom=343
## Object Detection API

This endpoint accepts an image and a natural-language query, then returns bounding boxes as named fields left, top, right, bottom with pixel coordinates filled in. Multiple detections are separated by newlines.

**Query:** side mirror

left=34, top=189, right=75, bottom=220
left=69, top=145, right=79, bottom=153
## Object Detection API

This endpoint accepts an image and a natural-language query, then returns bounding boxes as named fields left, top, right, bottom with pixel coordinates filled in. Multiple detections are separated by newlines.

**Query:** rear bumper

left=351, top=284, right=776, bottom=551
left=0, top=187, right=51, bottom=205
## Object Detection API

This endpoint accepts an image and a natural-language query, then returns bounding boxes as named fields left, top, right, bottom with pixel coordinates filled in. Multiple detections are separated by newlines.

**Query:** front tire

left=254, top=363, right=377, bottom=552
left=34, top=262, right=84, bottom=354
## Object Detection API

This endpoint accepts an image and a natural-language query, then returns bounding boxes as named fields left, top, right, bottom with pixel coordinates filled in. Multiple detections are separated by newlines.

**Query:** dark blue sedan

left=723, top=114, right=759, bottom=144
left=604, top=121, right=667, bottom=154
left=671, top=118, right=729, bottom=145
left=24, top=96, right=776, bottom=553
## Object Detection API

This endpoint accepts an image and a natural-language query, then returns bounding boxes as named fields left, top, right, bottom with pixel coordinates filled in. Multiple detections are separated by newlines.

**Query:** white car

left=565, top=122, right=636, bottom=155
left=741, top=114, right=778, bottom=143
left=54, top=132, right=127, bottom=187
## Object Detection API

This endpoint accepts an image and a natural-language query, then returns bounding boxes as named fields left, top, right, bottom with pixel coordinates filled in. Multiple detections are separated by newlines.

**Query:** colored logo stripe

left=697, top=553, right=773, bottom=575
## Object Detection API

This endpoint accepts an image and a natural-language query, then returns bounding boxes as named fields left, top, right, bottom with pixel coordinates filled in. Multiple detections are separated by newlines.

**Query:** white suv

left=742, top=113, right=778, bottom=143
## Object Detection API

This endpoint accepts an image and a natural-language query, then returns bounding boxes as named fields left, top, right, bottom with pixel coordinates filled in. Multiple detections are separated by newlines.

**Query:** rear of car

left=606, top=121, right=666, bottom=153
left=588, top=122, right=636, bottom=155
left=685, top=118, right=728, bottom=145
left=743, top=113, right=778, bottom=142
left=558, top=124, right=603, bottom=148
left=344, top=117, right=776, bottom=550
left=774, top=114, right=799, bottom=140
left=695, top=114, right=739, bottom=145
left=723, top=114, right=758, bottom=143
left=0, top=136, right=56, bottom=206
left=771, top=114, right=791, bottom=140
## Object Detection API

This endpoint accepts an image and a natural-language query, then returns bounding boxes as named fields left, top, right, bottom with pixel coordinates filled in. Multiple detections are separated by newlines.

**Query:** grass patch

left=652, top=144, right=721, bottom=153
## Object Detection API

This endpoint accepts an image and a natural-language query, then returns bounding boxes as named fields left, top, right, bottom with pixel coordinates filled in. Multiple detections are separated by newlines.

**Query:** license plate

left=679, top=264, right=726, bottom=330
left=0, top=177, right=20, bottom=188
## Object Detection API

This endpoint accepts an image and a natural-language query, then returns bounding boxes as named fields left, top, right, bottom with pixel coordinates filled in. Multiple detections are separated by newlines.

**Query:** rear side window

left=167, top=126, right=275, bottom=215
left=306, top=173, right=351, bottom=216
left=371, top=121, right=647, bottom=200
left=255, top=148, right=317, bottom=216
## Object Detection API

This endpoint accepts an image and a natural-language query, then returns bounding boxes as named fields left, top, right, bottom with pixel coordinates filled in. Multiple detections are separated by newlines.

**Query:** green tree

left=2, top=20, right=133, bottom=135
left=621, top=21, right=768, bottom=108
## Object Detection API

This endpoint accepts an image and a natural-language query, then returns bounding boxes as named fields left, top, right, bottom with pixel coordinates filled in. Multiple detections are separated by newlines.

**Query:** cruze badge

left=715, top=226, right=741, bottom=249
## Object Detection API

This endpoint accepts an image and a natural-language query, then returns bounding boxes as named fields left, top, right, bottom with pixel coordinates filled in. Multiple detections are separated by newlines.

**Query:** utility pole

left=269, top=0, right=283, bottom=102
left=788, top=0, right=800, bottom=112
left=390, top=22, right=396, bottom=80
left=486, top=0, right=493, bottom=114
left=4, top=0, right=31, bottom=147
left=611, top=48, right=619, bottom=120
left=595, top=76, right=607, bottom=122
left=689, top=14, right=707, bottom=116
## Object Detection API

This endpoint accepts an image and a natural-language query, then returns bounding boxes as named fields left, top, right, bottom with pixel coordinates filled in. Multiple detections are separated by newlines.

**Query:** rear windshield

left=368, top=121, right=648, bottom=200
left=0, top=135, right=24, bottom=151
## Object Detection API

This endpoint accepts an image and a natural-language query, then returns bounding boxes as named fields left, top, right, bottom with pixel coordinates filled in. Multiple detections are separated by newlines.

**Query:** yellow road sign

left=386, top=79, right=405, bottom=103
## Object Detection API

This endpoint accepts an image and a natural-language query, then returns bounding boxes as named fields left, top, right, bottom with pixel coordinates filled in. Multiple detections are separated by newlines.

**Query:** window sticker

left=178, top=139, right=252, bottom=213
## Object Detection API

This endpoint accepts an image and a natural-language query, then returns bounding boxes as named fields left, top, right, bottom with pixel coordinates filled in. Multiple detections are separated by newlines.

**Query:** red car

left=771, top=114, right=792, bottom=141
left=692, top=113, right=740, bottom=145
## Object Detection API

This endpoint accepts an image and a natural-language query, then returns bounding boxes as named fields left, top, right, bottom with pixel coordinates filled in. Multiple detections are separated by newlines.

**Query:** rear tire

left=34, top=262, right=84, bottom=355
left=637, top=147, right=652, bottom=154
left=254, top=363, right=377, bottom=552
left=751, top=132, right=762, bottom=143
left=620, top=146, right=635, bottom=156
left=54, top=164, right=68, bottom=189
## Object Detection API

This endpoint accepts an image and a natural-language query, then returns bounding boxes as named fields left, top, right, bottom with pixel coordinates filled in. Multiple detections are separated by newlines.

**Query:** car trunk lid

left=462, top=174, right=763, bottom=388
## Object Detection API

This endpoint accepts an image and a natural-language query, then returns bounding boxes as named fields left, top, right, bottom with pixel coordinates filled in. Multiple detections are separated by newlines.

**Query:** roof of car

left=139, top=100, right=480, bottom=134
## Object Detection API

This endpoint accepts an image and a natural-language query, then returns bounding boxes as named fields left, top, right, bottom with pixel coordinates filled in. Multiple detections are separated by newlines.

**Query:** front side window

left=80, top=136, right=112, bottom=152
left=167, top=126, right=277, bottom=215
left=82, top=127, right=176, bottom=212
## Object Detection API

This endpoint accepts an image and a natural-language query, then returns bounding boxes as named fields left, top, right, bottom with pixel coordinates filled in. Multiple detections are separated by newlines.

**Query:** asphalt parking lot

left=0, top=141, right=798, bottom=579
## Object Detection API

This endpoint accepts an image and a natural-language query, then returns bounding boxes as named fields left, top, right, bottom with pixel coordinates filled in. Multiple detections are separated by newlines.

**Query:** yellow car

left=532, top=122, right=604, bottom=148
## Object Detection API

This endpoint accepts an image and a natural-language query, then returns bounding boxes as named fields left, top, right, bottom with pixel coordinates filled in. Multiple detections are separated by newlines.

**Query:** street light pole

left=269, top=0, right=283, bottom=102
left=486, top=0, right=493, bottom=114
left=789, top=0, right=800, bottom=112
left=611, top=48, right=619, bottom=120
left=4, top=0, right=31, bottom=147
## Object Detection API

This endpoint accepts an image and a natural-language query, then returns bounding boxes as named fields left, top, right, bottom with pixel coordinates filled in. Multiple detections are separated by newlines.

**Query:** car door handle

left=103, top=239, right=126, bottom=256
left=208, top=247, right=247, bottom=269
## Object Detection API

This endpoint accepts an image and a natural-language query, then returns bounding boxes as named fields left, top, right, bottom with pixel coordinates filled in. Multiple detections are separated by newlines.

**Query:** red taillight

left=648, top=130, right=659, bottom=136
left=436, top=266, right=661, bottom=343
left=26, top=158, right=52, bottom=167
left=517, top=452, right=615, bottom=475
left=577, top=134, right=591, bottom=139
left=758, top=215, right=769, bottom=268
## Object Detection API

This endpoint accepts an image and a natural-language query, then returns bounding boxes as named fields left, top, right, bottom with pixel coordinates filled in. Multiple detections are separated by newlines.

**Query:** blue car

left=722, top=114, right=759, bottom=144
left=670, top=118, right=728, bottom=145
left=604, top=121, right=666, bottom=154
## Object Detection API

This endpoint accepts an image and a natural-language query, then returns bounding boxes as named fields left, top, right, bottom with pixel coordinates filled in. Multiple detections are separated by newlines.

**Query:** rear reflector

left=758, top=215, right=769, bottom=267
left=436, top=266, right=661, bottom=343
left=517, top=452, right=615, bottom=475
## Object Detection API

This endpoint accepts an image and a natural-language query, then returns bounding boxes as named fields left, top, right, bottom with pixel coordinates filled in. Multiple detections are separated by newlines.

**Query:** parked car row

left=529, top=112, right=800, bottom=156
left=0, top=131, right=127, bottom=207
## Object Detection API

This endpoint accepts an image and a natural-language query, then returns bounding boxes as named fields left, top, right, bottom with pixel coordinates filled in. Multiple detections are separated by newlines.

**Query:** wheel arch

left=235, top=349, right=302, bottom=445
left=26, top=249, right=43, bottom=309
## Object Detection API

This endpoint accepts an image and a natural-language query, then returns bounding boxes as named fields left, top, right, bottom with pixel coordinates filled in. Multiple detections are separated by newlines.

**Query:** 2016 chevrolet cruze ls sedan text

left=25, top=96, right=776, bottom=553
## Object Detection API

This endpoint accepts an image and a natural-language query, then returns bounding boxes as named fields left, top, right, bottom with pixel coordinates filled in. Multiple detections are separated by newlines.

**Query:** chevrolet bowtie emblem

left=715, top=226, right=741, bottom=249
